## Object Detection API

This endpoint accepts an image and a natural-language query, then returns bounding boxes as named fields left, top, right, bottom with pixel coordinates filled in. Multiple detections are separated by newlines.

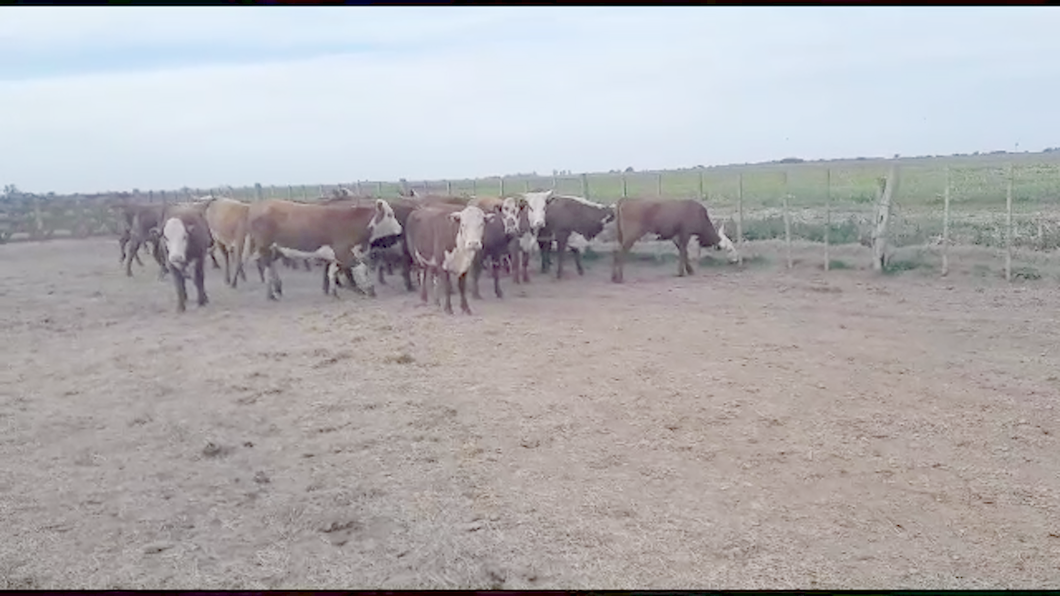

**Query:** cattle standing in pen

left=611, top=197, right=738, bottom=284
left=532, top=194, right=615, bottom=280
left=405, top=204, right=489, bottom=315
left=244, top=199, right=402, bottom=301
left=470, top=196, right=522, bottom=300
left=159, top=205, right=214, bottom=313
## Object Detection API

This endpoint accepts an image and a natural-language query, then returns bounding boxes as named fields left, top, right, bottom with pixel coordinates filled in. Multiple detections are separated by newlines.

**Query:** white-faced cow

left=533, top=194, right=616, bottom=280
left=244, top=199, right=402, bottom=301
left=611, top=197, right=738, bottom=284
left=405, top=204, right=489, bottom=315
left=159, top=205, right=214, bottom=313
left=470, top=196, right=521, bottom=300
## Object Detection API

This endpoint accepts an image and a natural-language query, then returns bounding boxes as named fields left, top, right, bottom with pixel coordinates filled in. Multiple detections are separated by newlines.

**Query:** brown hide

left=405, top=205, right=476, bottom=315
left=537, top=195, right=615, bottom=279
left=204, top=197, right=253, bottom=287
left=611, top=197, right=724, bottom=283
left=245, top=199, right=394, bottom=301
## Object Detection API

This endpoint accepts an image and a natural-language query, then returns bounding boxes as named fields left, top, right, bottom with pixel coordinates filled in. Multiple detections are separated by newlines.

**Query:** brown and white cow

left=244, top=199, right=402, bottom=301
left=533, top=194, right=616, bottom=280
left=158, top=204, right=214, bottom=313
left=405, top=204, right=489, bottom=315
left=611, top=197, right=737, bottom=284
left=470, top=196, right=522, bottom=300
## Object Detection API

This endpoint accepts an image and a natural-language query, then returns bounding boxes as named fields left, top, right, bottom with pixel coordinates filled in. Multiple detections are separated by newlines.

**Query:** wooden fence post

left=656, top=172, right=663, bottom=198
left=446, top=180, right=453, bottom=195
left=942, top=166, right=951, bottom=276
left=782, top=171, right=792, bottom=269
left=698, top=170, right=705, bottom=200
left=287, top=185, right=293, bottom=201
left=524, top=179, right=531, bottom=193
left=471, top=179, right=477, bottom=195
left=621, top=173, right=628, bottom=198
left=824, top=168, right=832, bottom=271
left=254, top=183, right=263, bottom=202
left=1005, top=163, right=1014, bottom=282
left=871, top=165, right=899, bottom=272
left=737, top=173, right=744, bottom=267
left=499, top=177, right=505, bottom=196
left=581, top=173, right=590, bottom=200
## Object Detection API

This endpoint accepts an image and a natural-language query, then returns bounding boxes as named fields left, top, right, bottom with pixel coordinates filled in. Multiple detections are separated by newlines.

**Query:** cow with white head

left=159, top=206, right=214, bottom=313
left=406, top=203, right=489, bottom=315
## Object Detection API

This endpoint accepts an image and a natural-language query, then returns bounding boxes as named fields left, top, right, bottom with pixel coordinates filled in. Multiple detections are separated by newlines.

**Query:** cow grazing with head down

left=470, top=196, right=522, bottom=300
left=244, top=198, right=402, bottom=301
left=159, top=205, right=214, bottom=313
left=534, top=194, right=616, bottom=280
left=611, top=197, right=738, bottom=284
left=405, top=204, right=489, bottom=315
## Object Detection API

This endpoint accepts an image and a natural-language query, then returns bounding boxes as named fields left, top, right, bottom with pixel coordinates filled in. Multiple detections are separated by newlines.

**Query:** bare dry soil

left=1, top=237, right=1058, bottom=589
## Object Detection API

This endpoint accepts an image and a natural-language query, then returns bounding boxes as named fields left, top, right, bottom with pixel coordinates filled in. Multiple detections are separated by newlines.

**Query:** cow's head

left=521, top=189, right=553, bottom=232
left=451, top=205, right=487, bottom=252
left=367, top=199, right=402, bottom=245
left=161, top=217, right=193, bottom=271
left=500, top=197, right=521, bottom=236
left=713, top=218, right=739, bottom=263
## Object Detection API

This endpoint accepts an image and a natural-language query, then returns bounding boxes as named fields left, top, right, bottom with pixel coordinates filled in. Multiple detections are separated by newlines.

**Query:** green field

left=212, top=151, right=1060, bottom=251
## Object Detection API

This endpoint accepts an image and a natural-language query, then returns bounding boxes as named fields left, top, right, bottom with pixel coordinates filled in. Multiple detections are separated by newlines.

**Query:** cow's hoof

left=444, top=307, right=454, bottom=315
left=472, top=293, right=482, bottom=301
left=198, top=299, right=208, bottom=307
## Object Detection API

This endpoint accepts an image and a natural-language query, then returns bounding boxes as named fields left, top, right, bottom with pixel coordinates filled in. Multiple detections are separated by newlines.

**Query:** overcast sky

left=2, top=7, right=1058, bottom=194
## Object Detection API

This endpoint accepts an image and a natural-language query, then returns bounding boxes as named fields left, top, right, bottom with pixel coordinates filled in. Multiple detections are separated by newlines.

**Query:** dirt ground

left=1, top=236, right=1058, bottom=590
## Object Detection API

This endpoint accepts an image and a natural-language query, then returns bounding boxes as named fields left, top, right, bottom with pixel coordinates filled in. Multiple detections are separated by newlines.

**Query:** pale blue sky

left=2, top=7, right=1058, bottom=194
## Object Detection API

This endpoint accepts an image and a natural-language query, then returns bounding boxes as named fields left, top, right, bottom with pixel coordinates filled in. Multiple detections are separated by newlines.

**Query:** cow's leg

left=209, top=246, right=221, bottom=270
left=152, top=240, right=169, bottom=281
left=401, top=254, right=415, bottom=293
left=612, top=239, right=636, bottom=284
left=493, top=258, right=503, bottom=299
left=510, top=245, right=521, bottom=286
left=118, top=231, right=130, bottom=263
left=554, top=233, right=570, bottom=280
left=303, top=259, right=312, bottom=272
left=520, top=247, right=531, bottom=283
left=321, top=261, right=332, bottom=295
left=538, top=238, right=551, bottom=273
left=257, top=259, right=266, bottom=284
left=262, top=250, right=282, bottom=300
left=419, top=265, right=430, bottom=304
left=218, top=244, right=231, bottom=286
left=124, top=238, right=141, bottom=276
left=194, top=257, right=208, bottom=307
left=459, top=273, right=473, bottom=315
left=675, top=234, right=693, bottom=277
left=572, top=246, right=585, bottom=276
left=442, top=271, right=455, bottom=314
left=471, top=254, right=484, bottom=300
left=171, top=265, right=188, bottom=313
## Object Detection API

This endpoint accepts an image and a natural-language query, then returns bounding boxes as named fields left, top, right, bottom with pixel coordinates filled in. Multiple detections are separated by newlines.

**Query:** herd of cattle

left=112, top=188, right=739, bottom=314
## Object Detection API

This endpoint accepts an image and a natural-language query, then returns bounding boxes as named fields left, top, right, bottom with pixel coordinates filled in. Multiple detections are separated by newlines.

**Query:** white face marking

left=715, top=223, right=739, bottom=262
left=567, top=232, right=590, bottom=251
left=442, top=205, right=487, bottom=274
left=500, top=197, right=520, bottom=235
left=162, top=217, right=189, bottom=268
left=520, top=190, right=553, bottom=232
left=368, top=199, right=403, bottom=244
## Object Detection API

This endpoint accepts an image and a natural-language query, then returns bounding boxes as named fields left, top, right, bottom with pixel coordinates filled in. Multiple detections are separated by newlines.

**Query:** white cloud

left=1, top=7, right=1059, bottom=193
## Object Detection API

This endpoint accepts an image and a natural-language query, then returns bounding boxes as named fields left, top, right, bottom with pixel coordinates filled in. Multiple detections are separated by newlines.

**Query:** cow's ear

left=448, top=211, right=463, bottom=223
left=186, top=223, right=196, bottom=235
left=485, top=213, right=497, bottom=221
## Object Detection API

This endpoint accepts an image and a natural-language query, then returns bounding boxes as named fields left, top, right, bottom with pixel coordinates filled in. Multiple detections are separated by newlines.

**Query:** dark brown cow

left=534, top=195, right=616, bottom=279
left=158, top=205, right=214, bottom=313
left=244, top=199, right=403, bottom=301
left=470, top=197, right=522, bottom=300
left=115, top=203, right=168, bottom=278
left=610, top=197, right=738, bottom=284
left=405, top=204, right=489, bottom=315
